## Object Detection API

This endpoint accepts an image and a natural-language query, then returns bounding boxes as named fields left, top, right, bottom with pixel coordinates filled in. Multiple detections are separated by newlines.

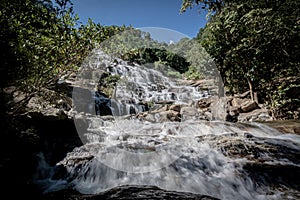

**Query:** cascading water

left=102, top=56, right=209, bottom=116
left=35, top=50, right=300, bottom=200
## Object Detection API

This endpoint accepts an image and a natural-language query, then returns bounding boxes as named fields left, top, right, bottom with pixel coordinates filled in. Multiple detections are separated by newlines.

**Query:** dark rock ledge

left=42, top=185, right=219, bottom=200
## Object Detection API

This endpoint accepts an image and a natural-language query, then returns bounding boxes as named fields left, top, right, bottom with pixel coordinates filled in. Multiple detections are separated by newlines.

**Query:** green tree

left=181, top=0, right=300, bottom=118
left=0, top=0, right=127, bottom=114
left=1, top=0, right=80, bottom=92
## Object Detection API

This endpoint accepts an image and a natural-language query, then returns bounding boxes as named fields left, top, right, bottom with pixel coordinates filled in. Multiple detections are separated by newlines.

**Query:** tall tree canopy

left=181, top=0, right=300, bottom=119
left=0, top=0, right=126, bottom=113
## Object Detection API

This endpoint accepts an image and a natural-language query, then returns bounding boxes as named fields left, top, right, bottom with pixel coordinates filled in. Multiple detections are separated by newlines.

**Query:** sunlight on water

left=35, top=29, right=300, bottom=199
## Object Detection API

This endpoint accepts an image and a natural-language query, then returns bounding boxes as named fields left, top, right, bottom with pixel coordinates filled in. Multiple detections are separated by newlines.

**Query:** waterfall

left=73, top=50, right=212, bottom=117
left=35, top=50, right=300, bottom=200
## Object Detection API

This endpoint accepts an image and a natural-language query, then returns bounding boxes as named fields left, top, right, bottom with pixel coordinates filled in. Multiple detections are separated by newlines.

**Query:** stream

left=34, top=50, right=300, bottom=200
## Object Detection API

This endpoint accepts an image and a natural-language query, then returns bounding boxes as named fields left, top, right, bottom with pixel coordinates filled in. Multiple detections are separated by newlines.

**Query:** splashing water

left=37, top=118, right=300, bottom=200
left=35, top=50, right=300, bottom=200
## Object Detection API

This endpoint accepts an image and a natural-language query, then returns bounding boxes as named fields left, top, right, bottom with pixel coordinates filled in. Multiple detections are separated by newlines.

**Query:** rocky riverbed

left=1, top=51, right=299, bottom=200
left=42, top=185, right=219, bottom=200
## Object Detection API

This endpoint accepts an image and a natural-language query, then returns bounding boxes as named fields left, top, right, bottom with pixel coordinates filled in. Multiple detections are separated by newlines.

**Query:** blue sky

left=72, top=0, right=207, bottom=38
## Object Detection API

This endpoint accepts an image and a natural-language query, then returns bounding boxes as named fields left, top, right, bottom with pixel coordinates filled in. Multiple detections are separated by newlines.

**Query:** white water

left=37, top=118, right=300, bottom=200
left=73, top=50, right=213, bottom=117
left=37, top=50, right=300, bottom=200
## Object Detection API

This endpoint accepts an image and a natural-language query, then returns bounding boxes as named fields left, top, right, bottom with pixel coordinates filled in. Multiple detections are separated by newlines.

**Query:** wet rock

left=204, top=111, right=213, bottom=121
left=139, top=112, right=157, bottom=123
left=238, top=109, right=273, bottom=122
left=159, top=110, right=181, bottom=122
left=241, top=100, right=259, bottom=113
left=180, top=107, right=198, bottom=120
left=169, top=104, right=181, bottom=112
left=243, top=163, right=300, bottom=190
left=259, top=120, right=300, bottom=134
left=197, top=98, right=213, bottom=109
left=157, top=105, right=169, bottom=112
left=231, top=97, right=247, bottom=108
left=214, top=132, right=300, bottom=165
left=42, top=185, right=219, bottom=200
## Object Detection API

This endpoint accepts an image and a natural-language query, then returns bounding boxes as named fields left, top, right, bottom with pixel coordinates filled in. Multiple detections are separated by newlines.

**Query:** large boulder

left=258, top=120, right=300, bottom=134
left=238, top=109, right=273, bottom=122
left=240, top=100, right=259, bottom=113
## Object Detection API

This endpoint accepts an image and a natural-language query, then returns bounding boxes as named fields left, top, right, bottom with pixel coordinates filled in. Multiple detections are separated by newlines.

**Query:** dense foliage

left=102, top=28, right=220, bottom=81
left=100, top=28, right=192, bottom=75
left=181, top=0, right=300, bottom=119
left=0, top=0, right=126, bottom=113
left=2, top=0, right=298, bottom=119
